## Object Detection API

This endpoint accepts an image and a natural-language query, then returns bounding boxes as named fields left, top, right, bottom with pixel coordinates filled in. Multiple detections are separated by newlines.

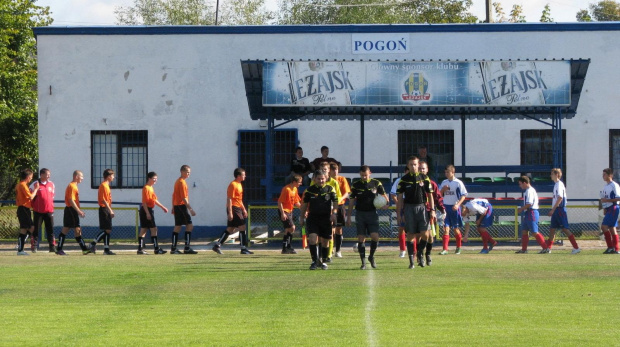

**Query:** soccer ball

left=373, top=195, right=387, bottom=209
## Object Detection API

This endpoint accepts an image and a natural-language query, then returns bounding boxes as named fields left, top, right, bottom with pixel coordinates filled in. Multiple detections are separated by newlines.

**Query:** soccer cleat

left=547, top=249, right=552, bottom=254
left=103, top=249, right=116, bottom=255
left=320, top=262, right=328, bottom=270
left=89, top=244, right=97, bottom=254
left=31, top=245, right=37, bottom=253
left=399, top=251, right=406, bottom=258
left=281, top=249, right=289, bottom=254
left=240, top=248, right=254, bottom=255
left=417, top=254, right=425, bottom=268
left=426, top=254, right=432, bottom=266
left=489, top=242, right=497, bottom=251
left=82, top=249, right=91, bottom=255
left=360, top=264, right=366, bottom=270
left=183, top=248, right=198, bottom=254
left=335, top=251, right=342, bottom=258
left=408, top=263, right=415, bottom=269
left=611, top=250, right=620, bottom=254
left=515, top=249, right=528, bottom=254
left=55, top=250, right=66, bottom=256
left=439, top=250, right=449, bottom=255
left=368, top=256, right=377, bottom=269
left=212, top=245, right=223, bottom=254
left=154, top=248, right=167, bottom=255
left=603, top=248, right=612, bottom=254
left=49, top=246, right=57, bottom=253
left=170, top=249, right=182, bottom=254
left=479, top=249, right=489, bottom=254
left=288, top=248, right=297, bottom=254
left=538, top=249, right=549, bottom=254
left=324, top=257, right=332, bottom=263
left=571, top=248, right=581, bottom=254
left=137, top=250, right=149, bottom=255
left=455, top=247, right=461, bottom=255
left=17, top=251, right=29, bottom=256
left=309, top=262, right=318, bottom=270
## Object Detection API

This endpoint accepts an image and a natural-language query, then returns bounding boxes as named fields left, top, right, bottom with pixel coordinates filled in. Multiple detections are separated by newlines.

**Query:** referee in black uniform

left=396, top=156, right=435, bottom=269
left=347, top=165, right=389, bottom=270
left=300, top=171, right=338, bottom=270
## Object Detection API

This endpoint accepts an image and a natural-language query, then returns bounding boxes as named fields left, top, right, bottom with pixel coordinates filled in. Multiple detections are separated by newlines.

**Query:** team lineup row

left=11, top=160, right=620, bottom=268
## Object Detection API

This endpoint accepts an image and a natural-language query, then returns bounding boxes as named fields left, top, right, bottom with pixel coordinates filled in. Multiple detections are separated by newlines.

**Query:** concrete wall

left=35, top=24, right=620, bottom=236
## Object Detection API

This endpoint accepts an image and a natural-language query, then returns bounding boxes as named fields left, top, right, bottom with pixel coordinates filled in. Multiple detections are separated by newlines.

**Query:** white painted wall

left=36, top=26, right=620, bottom=230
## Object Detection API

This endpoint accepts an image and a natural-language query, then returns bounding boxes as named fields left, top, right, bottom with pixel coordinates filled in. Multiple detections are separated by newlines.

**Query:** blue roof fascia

left=33, top=22, right=620, bottom=37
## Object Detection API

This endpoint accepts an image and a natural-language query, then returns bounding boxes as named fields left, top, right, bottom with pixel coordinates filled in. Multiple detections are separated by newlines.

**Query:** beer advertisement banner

left=262, top=61, right=571, bottom=107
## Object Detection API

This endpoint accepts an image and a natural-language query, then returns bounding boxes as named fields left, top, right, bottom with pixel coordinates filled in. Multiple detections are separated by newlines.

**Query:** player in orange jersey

left=138, top=172, right=169, bottom=255
left=278, top=174, right=302, bottom=254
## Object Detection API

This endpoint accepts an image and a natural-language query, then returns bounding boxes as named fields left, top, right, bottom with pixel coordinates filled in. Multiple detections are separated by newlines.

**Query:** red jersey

left=30, top=180, right=55, bottom=213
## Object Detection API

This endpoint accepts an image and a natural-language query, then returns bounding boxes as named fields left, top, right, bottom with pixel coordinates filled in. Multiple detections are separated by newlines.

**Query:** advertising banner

left=262, top=61, right=571, bottom=107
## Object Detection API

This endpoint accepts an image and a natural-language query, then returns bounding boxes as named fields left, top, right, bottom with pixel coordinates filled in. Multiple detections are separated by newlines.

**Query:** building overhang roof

left=242, top=59, right=589, bottom=121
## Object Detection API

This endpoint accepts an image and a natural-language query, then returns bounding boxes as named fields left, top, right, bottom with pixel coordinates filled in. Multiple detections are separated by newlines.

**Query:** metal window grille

left=609, top=130, right=620, bottom=181
left=91, top=130, right=147, bottom=189
left=238, top=129, right=297, bottom=203
left=397, top=130, right=454, bottom=180
left=520, top=129, right=566, bottom=180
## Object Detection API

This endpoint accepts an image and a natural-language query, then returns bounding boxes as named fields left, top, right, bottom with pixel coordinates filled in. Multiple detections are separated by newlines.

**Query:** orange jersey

left=65, top=182, right=80, bottom=208
left=278, top=184, right=301, bottom=213
left=336, top=175, right=351, bottom=205
left=16, top=182, right=32, bottom=208
left=227, top=180, right=244, bottom=208
left=142, top=185, right=157, bottom=208
left=172, top=178, right=188, bottom=206
left=98, top=181, right=112, bottom=207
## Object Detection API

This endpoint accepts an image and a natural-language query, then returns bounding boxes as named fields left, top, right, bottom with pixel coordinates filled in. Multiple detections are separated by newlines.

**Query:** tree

left=492, top=2, right=526, bottom=23
left=509, top=4, right=526, bottom=22
left=539, top=3, right=553, bottom=22
left=577, top=1, right=620, bottom=21
left=115, top=0, right=274, bottom=25
left=576, top=9, right=593, bottom=21
left=277, top=0, right=478, bottom=25
left=0, top=0, right=52, bottom=201
left=219, top=0, right=274, bottom=25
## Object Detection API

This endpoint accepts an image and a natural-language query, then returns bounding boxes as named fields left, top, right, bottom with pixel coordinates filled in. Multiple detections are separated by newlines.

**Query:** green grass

left=1, top=248, right=619, bottom=346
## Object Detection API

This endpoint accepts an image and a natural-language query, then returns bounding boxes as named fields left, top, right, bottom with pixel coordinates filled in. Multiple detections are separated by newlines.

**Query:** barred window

left=520, top=129, right=566, bottom=180
left=397, top=130, right=454, bottom=180
left=609, top=130, right=620, bottom=181
left=91, top=131, right=148, bottom=189
left=238, top=129, right=297, bottom=202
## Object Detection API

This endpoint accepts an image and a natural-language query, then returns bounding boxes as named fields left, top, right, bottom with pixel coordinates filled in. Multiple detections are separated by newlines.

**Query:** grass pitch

left=1, top=245, right=619, bottom=346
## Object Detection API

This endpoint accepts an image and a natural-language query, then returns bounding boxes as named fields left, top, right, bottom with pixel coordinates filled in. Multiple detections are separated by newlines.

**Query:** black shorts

left=16, top=206, right=33, bottom=229
left=227, top=206, right=245, bottom=228
left=335, top=204, right=346, bottom=227
left=306, top=215, right=332, bottom=239
left=279, top=210, right=295, bottom=230
left=355, top=210, right=379, bottom=236
left=140, top=206, right=156, bottom=229
left=98, top=207, right=113, bottom=230
left=63, top=207, right=80, bottom=228
left=173, top=205, right=192, bottom=226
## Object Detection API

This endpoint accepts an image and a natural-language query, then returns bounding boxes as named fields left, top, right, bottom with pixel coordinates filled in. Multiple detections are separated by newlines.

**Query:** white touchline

left=365, top=269, right=377, bottom=347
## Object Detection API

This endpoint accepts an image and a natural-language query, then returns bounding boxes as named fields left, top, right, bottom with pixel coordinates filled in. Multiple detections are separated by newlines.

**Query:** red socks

left=521, top=233, right=529, bottom=251
left=568, top=234, right=579, bottom=249
left=480, top=231, right=489, bottom=249
left=534, top=233, right=547, bottom=249
left=398, top=232, right=406, bottom=251
left=613, top=234, right=620, bottom=251
left=442, top=234, right=449, bottom=250
left=604, top=231, right=613, bottom=249
left=455, top=231, right=462, bottom=248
